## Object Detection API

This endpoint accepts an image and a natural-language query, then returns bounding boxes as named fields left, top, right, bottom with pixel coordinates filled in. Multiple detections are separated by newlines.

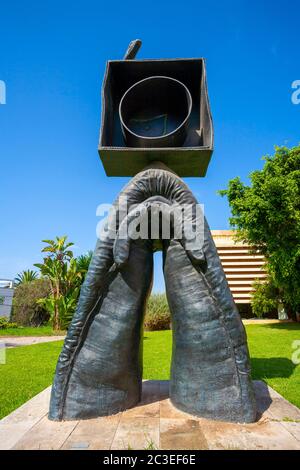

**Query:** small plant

left=144, top=437, right=157, bottom=450
left=282, top=416, right=300, bottom=423
left=144, top=293, right=171, bottom=331
left=0, top=317, right=18, bottom=329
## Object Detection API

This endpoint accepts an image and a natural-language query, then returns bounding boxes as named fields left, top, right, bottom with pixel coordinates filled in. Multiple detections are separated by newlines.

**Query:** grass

left=246, top=322, right=300, bottom=408
left=0, top=325, right=65, bottom=337
left=0, top=323, right=299, bottom=419
left=0, top=341, right=64, bottom=419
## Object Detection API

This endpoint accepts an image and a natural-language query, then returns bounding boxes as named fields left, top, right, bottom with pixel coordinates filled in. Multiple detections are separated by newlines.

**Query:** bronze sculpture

left=49, top=41, right=257, bottom=423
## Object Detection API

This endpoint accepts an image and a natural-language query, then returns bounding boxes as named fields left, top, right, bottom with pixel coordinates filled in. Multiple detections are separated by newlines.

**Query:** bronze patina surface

left=49, top=42, right=256, bottom=423
left=49, top=168, right=256, bottom=423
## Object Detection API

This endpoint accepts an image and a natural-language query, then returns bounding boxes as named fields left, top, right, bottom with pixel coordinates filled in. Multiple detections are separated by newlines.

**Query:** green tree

left=219, top=145, right=300, bottom=318
left=251, top=276, right=280, bottom=318
left=34, top=236, right=80, bottom=330
left=15, top=270, right=38, bottom=285
left=34, top=237, right=92, bottom=330
left=12, top=278, right=51, bottom=326
left=75, top=251, right=93, bottom=280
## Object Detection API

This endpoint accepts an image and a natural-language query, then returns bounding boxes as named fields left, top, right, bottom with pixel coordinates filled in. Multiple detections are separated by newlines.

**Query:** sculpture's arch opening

left=151, top=251, right=165, bottom=297
left=143, top=250, right=173, bottom=380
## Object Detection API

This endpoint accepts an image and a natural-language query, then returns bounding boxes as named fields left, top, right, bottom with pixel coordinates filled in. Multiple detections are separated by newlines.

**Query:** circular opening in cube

left=119, top=76, right=192, bottom=148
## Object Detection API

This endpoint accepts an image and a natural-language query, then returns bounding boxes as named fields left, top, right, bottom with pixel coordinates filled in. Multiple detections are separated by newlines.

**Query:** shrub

left=144, top=293, right=171, bottom=331
left=12, top=278, right=51, bottom=326
left=0, top=317, right=18, bottom=329
left=251, top=278, right=279, bottom=318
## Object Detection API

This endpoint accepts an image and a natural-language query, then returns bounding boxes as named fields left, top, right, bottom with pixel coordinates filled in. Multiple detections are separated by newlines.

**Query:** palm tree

left=34, top=236, right=76, bottom=330
left=15, top=269, right=38, bottom=285
left=41, top=236, right=74, bottom=262
left=76, top=251, right=93, bottom=280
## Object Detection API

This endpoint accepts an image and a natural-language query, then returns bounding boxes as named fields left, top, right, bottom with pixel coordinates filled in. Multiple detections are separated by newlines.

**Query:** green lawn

left=0, top=325, right=65, bottom=337
left=0, top=323, right=299, bottom=419
left=0, top=341, right=64, bottom=419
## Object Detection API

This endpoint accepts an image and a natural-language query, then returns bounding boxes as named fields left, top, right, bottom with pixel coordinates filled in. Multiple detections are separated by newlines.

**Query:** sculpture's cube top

left=99, top=57, right=214, bottom=177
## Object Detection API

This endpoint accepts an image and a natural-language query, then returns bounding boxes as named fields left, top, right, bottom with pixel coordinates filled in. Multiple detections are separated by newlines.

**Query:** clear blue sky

left=0, top=0, right=299, bottom=291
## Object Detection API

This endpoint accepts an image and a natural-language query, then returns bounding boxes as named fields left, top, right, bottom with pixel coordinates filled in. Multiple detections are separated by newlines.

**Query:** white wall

left=0, top=287, right=14, bottom=319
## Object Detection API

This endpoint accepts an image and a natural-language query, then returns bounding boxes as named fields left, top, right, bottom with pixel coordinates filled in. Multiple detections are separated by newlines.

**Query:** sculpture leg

left=163, top=237, right=257, bottom=423
left=49, top=240, right=153, bottom=420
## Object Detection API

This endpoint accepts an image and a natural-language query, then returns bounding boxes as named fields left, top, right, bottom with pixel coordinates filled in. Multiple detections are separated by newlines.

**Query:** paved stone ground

left=0, top=336, right=65, bottom=348
left=1, top=380, right=300, bottom=450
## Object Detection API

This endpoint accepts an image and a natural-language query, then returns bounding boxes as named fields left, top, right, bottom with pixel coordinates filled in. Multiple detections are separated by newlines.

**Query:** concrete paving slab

left=122, top=400, right=160, bottom=419
left=0, top=423, right=36, bottom=450
left=160, top=398, right=198, bottom=420
left=1, top=380, right=300, bottom=450
left=266, top=398, right=300, bottom=422
left=0, top=387, right=51, bottom=449
left=160, top=418, right=208, bottom=450
left=281, top=421, right=300, bottom=441
left=62, top=416, right=121, bottom=450
left=0, top=387, right=51, bottom=425
left=201, top=419, right=300, bottom=450
left=13, top=416, right=78, bottom=450
left=111, top=417, right=160, bottom=450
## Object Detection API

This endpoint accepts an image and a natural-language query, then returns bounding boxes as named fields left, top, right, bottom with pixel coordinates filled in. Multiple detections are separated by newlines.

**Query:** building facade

left=0, top=280, right=14, bottom=319
left=211, top=230, right=266, bottom=314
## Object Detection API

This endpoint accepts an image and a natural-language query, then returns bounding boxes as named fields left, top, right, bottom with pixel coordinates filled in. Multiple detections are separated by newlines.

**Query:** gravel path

left=242, top=319, right=292, bottom=325
left=0, top=336, right=65, bottom=348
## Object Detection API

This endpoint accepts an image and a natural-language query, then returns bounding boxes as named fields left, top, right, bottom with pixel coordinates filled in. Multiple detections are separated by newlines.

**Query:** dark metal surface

left=164, top=237, right=256, bottom=422
left=123, top=39, right=142, bottom=60
left=99, top=57, right=213, bottom=176
left=49, top=167, right=256, bottom=423
left=119, top=76, right=192, bottom=148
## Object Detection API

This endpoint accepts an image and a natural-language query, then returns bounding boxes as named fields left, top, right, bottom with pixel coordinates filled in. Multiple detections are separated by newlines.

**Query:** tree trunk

left=53, top=300, right=60, bottom=331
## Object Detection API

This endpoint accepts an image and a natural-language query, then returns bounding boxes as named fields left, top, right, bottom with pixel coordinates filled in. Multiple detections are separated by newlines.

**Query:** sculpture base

left=3, top=381, right=300, bottom=450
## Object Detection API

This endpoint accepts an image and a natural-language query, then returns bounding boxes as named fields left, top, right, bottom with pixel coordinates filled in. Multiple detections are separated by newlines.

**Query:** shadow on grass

left=251, top=357, right=297, bottom=380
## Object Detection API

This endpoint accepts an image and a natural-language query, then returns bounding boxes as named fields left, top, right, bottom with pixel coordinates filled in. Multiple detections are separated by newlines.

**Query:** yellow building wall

left=211, top=230, right=266, bottom=305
